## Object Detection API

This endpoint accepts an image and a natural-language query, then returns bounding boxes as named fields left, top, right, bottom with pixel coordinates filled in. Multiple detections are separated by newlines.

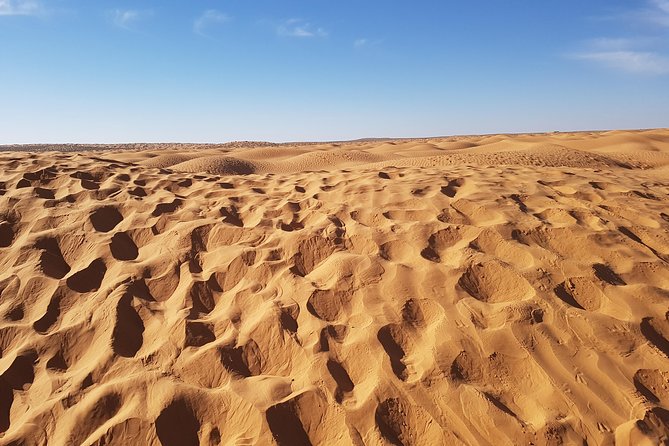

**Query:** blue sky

left=1, top=0, right=668, bottom=143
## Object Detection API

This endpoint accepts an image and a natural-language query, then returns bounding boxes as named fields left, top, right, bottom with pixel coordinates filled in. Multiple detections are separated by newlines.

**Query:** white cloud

left=0, top=0, right=41, bottom=16
left=617, top=0, right=669, bottom=27
left=653, top=0, right=669, bottom=12
left=570, top=37, right=669, bottom=75
left=354, top=38, right=368, bottom=48
left=277, top=19, right=327, bottom=38
left=194, top=9, right=229, bottom=36
left=573, top=50, right=669, bottom=75
left=109, top=9, right=147, bottom=29
left=648, top=0, right=669, bottom=22
left=573, top=1, right=669, bottom=75
left=353, top=38, right=382, bottom=49
left=587, top=37, right=638, bottom=51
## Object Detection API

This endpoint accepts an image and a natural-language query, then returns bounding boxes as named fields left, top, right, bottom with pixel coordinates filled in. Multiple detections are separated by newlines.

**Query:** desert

left=0, top=129, right=668, bottom=445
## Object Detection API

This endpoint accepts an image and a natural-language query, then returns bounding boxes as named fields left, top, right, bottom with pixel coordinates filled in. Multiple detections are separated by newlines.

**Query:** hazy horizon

left=2, top=126, right=667, bottom=147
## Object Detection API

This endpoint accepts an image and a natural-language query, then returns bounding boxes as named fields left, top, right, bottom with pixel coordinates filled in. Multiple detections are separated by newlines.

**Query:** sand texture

left=1, top=129, right=669, bottom=445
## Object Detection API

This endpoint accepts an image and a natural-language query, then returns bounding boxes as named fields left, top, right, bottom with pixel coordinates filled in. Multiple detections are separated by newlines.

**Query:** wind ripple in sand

left=0, top=129, right=669, bottom=445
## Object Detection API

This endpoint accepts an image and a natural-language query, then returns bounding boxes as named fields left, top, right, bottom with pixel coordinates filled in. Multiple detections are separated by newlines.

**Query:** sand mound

left=436, top=140, right=479, bottom=150
left=0, top=129, right=668, bottom=445
left=269, top=149, right=390, bottom=173
left=171, top=156, right=259, bottom=175
left=140, top=153, right=202, bottom=169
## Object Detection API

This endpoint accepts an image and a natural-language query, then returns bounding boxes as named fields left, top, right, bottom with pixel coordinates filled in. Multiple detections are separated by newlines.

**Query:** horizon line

left=1, top=127, right=665, bottom=149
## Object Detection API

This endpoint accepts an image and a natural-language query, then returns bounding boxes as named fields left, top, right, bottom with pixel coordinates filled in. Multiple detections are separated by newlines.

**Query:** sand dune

left=0, top=129, right=668, bottom=445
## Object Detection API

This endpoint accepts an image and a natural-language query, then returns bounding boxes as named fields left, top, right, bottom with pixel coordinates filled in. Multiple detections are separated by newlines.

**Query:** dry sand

left=1, top=129, right=669, bottom=445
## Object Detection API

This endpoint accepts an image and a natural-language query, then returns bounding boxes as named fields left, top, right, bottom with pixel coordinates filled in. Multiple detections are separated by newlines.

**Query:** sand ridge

left=0, top=129, right=669, bottom=445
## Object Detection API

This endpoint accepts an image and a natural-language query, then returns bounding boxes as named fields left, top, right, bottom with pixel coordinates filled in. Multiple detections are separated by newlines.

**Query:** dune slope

left=1, top=129, right=669, bottom=445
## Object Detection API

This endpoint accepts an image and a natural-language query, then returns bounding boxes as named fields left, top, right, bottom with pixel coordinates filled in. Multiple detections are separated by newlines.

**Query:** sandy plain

left=1, top=129, right=669, bottom=445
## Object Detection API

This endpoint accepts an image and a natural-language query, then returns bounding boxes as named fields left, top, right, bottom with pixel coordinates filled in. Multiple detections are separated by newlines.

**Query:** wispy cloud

left=630, top=0, right=669, bottom=27
left=354, top=38, right=368, bottom=48
left=277, top=19, right=327, bottom=38
left=569, top=37, right=669, bottom=75
left=194, top=9, right=229, bottom=36
left=600, top=0, right=669, bottom=27
left=354, top=38, right=383, bottom=49
left=572, top=1, right=669, bottom=75
left=108, top=9, right=150, bottom=30
left=573, top=51, right=669, bottom=75
left=651, top=0, right=669, bottom=14
left=0, top=0, right=41, bottom=16
left=586, top=37, right=638, bottom=51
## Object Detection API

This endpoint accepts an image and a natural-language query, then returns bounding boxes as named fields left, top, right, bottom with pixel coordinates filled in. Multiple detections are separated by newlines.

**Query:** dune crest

left=1, top=129, right=669, bottom=445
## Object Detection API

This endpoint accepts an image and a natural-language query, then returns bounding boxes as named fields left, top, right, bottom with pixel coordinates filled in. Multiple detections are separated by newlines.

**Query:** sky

left=1, top=0, right=668, bottom=143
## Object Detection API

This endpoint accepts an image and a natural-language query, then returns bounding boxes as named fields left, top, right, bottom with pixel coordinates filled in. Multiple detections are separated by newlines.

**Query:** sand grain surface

left=1, top=129, right=669, bottom=445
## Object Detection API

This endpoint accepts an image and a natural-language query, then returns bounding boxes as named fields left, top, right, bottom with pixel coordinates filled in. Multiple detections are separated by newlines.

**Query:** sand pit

left=0, top=129, right=668, bottom=445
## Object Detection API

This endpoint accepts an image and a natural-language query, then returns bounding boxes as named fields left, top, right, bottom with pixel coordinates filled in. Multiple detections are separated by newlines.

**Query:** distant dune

left=1, top=129, right=668, bottom=445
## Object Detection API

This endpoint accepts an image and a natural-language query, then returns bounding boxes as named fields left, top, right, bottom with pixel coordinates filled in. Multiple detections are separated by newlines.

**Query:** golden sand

left=1, top=129, right=668, bottom=445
